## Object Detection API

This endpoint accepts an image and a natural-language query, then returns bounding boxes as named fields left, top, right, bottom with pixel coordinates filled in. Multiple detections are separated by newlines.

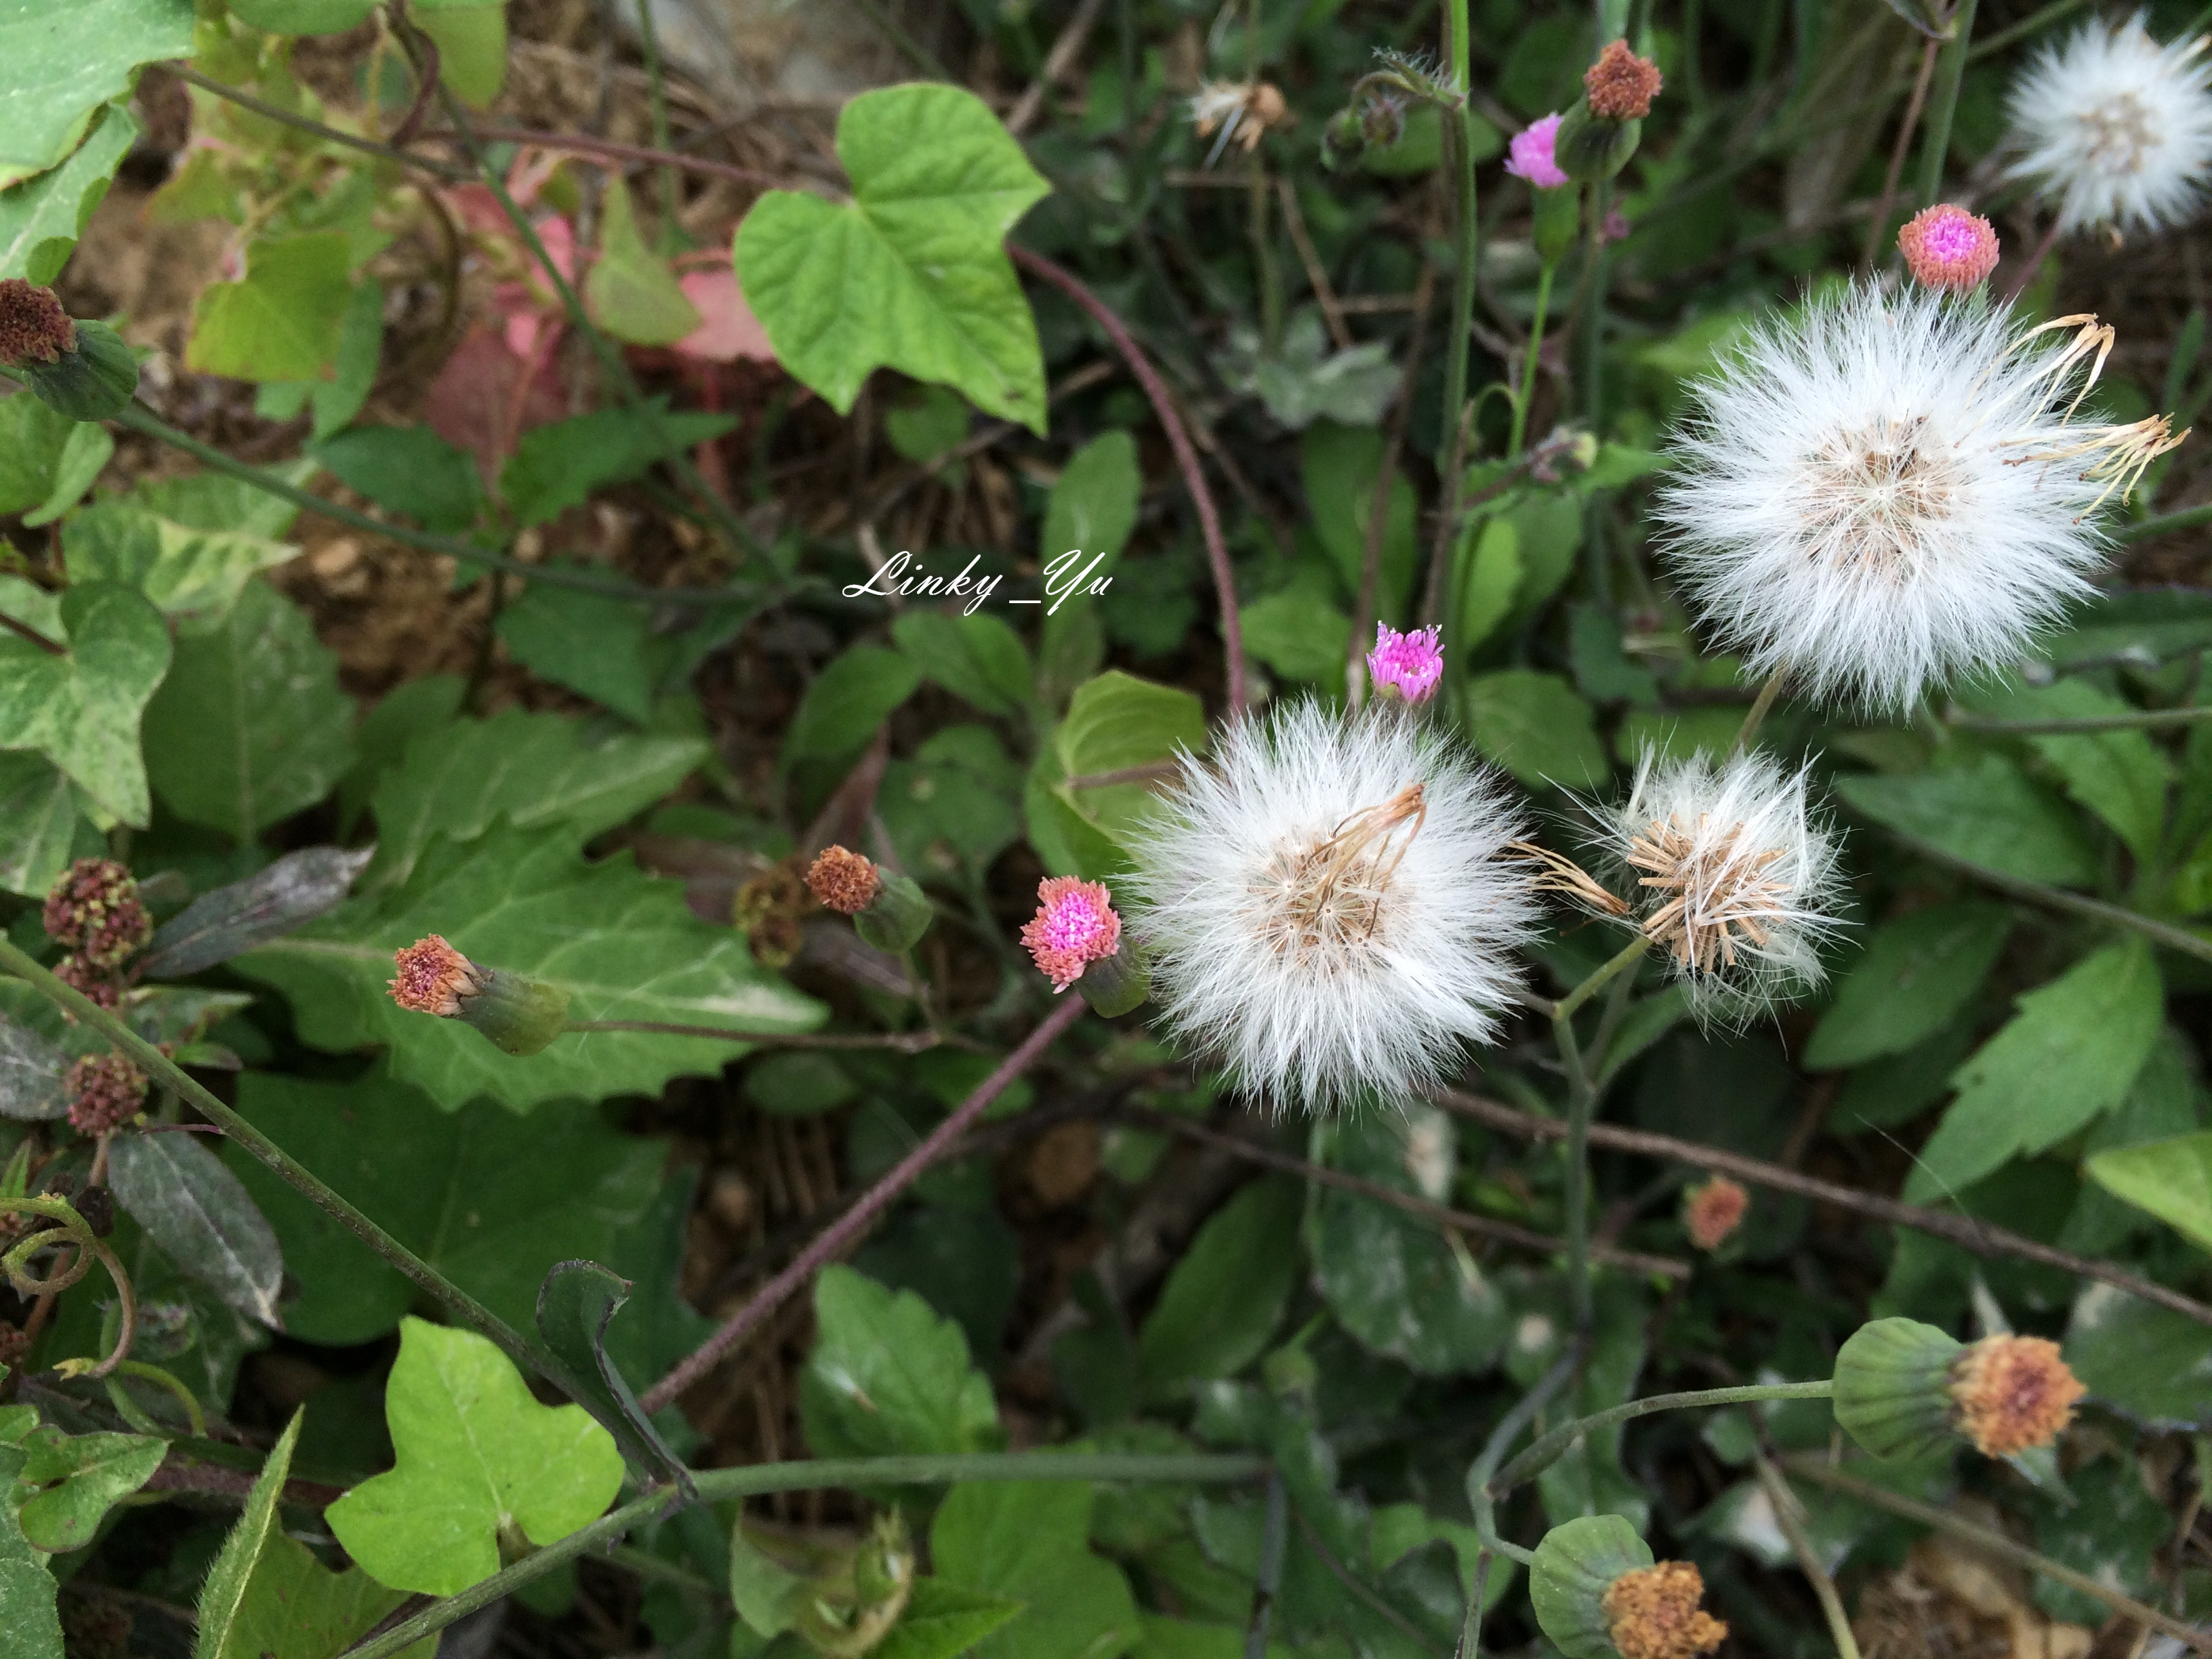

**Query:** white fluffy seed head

left=1124, top=699, right=1538, bottom=1112
left=2006, top=14, right=2212, bottom=237
left=1654, top=283, right=2139, bottom=714
left=1597, top=747, right=1845, bottom=1026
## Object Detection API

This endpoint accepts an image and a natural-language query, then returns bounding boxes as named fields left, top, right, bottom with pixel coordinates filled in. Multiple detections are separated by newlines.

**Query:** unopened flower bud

left=794, top=1514, right=916, bottom=1659
left=43, top=858, right=151, bottom=971
left=1682, top=1175, right=1747, bottom=1250
left=1584, top=39, right=1663, bottom=121
left=806, top=845, right=880, bottom=914
left=1898, top=204, right=2001, bottom=291
left=66, top=1052, right=147, bottom=1136
left=0, top=279, right=75, bottom=366
left=1531, top=1515, right=1727, bottom=1659
left=388, top=934, right=570, bottom=1056
left=1366, top=623, right=1445, bottom=704
left=52, top=956, right=122, bottom=1017
left=807, top=846, right=932, bottom=952
left=1532, top=180, right=1583, bottom=265
left=16, top=316, right=138, bottom=423
left=1832, top=1317, right=2086, bottom=1460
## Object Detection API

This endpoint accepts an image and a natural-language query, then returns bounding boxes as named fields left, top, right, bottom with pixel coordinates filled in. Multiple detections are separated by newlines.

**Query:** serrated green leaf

left=783, top=644, right=922, bottom=766
left=365, top=708, right=710, bottom=888
left=11, top=1423, right=165, bottom=1551
left=875, top=1576, right=1026, bottom=1659
left=327, top=1317, right=626, bottom=1597
left=0, top=0, right=189, bottom=176
left=1835, top=756, right=2100, bottom=887
left=800, top=1265, right=1004, bottom=1462
left=225, top=1071, right=667, bottom=1346
left=231, top=822, right=824, bottom=1112
left=1803, top=901, right=2011, bottom=1070
left=1959, top=680, right=2173, bottom=865
left=735, top=84, right=1050, bottom=430
left=0, top=753, right=77, bottom=901
left=497, top=403, right=735, bottom=529
left=893, top=611, right=1033, bottom=717
left=0, top=100, right=134, bottom=282
left=1239, top=590, right=1351, bottom=687
left=1136, top=1181, right=1298, bottom=1402
left=186, top=233, right=356, bottom=384
left=142, top=578, right=355, bottom=840
left=1465, top=669, right=1608, bottom=790
left=2063, top=1283, right=2212, bottom=1428
left=930, top=1480, right=1139, bottom=1659
left=586, top=179, right=699, bottom=346
left=312, top=424, right=483, bottom=534
left=495, top=585, right=655, bottom=722
left=108, top=1130, right=285, bottom=1327
left=2086, top=1130, right=2212, bottom=1252
left=1906, top=941, right=2165, bottom=1201
left=0, top=579, right=171, bottom=826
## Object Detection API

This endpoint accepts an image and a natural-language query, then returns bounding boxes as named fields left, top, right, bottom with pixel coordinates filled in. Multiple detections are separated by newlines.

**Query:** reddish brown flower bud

left=43, top=859, right=151, bottom=971
left=1947, top=1334, right=2085, bottom=1458
left=388, top=934, right=486, bottom=1017
left=52, top=956, right=123, bottom=1017
left=1601, top=1561, right=1727, bottom=1659
left=0, top=1320, right=28, bottom=1370
left=66, top=1052, right=147, bottom=1136
left=0, top=279, right=77, bottom=367
left=806, top=845, right=881, bottom=916
left=1584, top=39, right=1663, bottom=121
left=1682, top=1176, right=1747, bottom=1250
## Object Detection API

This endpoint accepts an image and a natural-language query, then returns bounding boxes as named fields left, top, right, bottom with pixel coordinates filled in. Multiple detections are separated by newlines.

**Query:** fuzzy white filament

left=2006, top=14, right=2212, bottom=237
left=1655, top=283, right=2167, bottom=713
left=1126, top=700, right=1536, bottom=1111
left=1597, top=748, right=1844, bottom=1025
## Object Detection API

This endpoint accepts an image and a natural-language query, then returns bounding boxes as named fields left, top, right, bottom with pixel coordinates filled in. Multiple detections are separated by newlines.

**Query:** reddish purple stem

left=637, top=995, right=1088, bottom=1413
left=1010, top=248, right=1245, bottom=717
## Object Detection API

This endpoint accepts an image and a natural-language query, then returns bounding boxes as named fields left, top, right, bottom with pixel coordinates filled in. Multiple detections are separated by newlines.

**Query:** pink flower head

left=389, top=935, right=485, bottom=1017
left=1021, top=877, right=1122, bottom=993
left=1367, top=623, right=1445, bottom=703
left=1897, top=205, right=2000, bottom=291
left=1506, top=115, right=1570, bottom=189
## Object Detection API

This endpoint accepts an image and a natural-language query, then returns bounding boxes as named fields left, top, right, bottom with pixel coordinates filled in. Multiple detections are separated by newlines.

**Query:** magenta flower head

left=1507, top=114, right=1570, bottom=188
left=1022, top=878, right=1122, bottom=992
left=1897, top=204, right=2001, bottom=291
left=1367, top=623, right=1445, bottom=703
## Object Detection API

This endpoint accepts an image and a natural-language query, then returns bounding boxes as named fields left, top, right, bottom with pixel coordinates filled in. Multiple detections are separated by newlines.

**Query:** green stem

left=110, top=1362, right=208, bottom=1439
left=0, top=940, right=588, bottom=1425
left=1752, top=1455, right=1862, bottom=1659
left=340, top=1452, right=1267, bottom=1659
left=1487, top=1381, right=1834, bottom=1495
left=1731, top=667, right=1787, bottom=754
left=1967, top=0, right=2088, bottom=60
left=1436, top=0, right=1478, bottom=486
left=1553, top=933, right=1651, bottom=1025
left=2117, top=499, right=2212, bottom=543
left=1508, top=261, right=1557, bottom=459
left=1466, top=1343, right=1584, bottom=1569
left=1549, top=934, right=1649, bottom=1332
left=1947, top=705, right=2212, bottom=734
left=1580, top=180, right=1610, bottom=424
left=1913, top=0, right=1980, bottom=207
left=166, top=64, right=472, bottom=178
left=1781, top=1456, right=2212, bottom=1653
left=630, top=0, right=682, bottom=253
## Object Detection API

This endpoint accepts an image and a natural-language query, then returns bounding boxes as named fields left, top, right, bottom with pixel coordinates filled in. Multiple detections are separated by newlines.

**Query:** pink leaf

left=673, top=269, right=777, bottom=365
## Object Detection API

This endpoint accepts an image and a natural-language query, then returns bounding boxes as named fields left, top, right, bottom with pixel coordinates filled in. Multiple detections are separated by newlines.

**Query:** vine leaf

left=184, top=232, right=356, bottom=384
left=0, top=0, right=192, bottom=179
left=0, top=579, right=171, bottom=827
left=0, top=1410, right=62, bottom=1659
left=140, top=845, right=376, bottom=979
left=0, top=754, right=74, bottom=903
left=11, top=1422, right=167, bottom=1552
left=736, top=84, right=1050, bottom=431
left=0, top=102, right=136, bottom=283
left=108, top=1131, right=287, bottom=1328
left=326, top=1317, right=626, bottom=1598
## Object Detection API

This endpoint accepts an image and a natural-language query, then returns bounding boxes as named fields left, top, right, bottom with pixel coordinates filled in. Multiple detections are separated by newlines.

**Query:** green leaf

left=881, top=726, right=1024, bottom=876
left=1835, top=757, right=2100, bottom=887
left=232, top=823, right=824, bottom=1112
left=586, top=180, right=699, bottom=346
left=0, top=101, right=134, bottom=283
left=1906, top=941, right=2165, bottom=1201
left=186, top=233, right=356, bottom=384
left=0, top=579, right=171, bottom=826
left=0, top=0, right=190, bottom=176
left=226, top=0, right=380, bottom=33
left=1456, top=518, right=1523, bottom=651
left=497, top=403, right=736, bottom=528
left=365, top=707, right=708, bottom=888
left=2063, top=1284, right=2212, bottom=1428
left=0, top=1438, right=60, bottom=1659
left=412, top=0, right=506, bottom=107
left=10, top=1423, right=165, bottom=1552
left=1239, top=590, right=1351, bottom=687
left=535, top=1260, right=692, bottom=1486
left=225, top=1071, right=666, bottom=1346
left=327, top=1317, right=626, bottom=1598
left=0, top=392, right=71, bottom=516
left=1303, top=422, right=1417, bottom=622
left=875, top=1576, right=1026, bottom=1659
left=2030, top=1455, right=2171, bottom=1626
left=108, top=1130, right=285, bottom=1327
left=206, top=1530, right=433, bottom=1658
left=727, top=1525, right=806, bottom=1636
left=1044, top=432, right=1141, bottom=571
left=1136, top=1180, right=1299, bottom=1401
left=1959, top=680, right=2173, bottom=864
left=140, top=845, right=375, bottom=978
left=257, top=276, right=384, bottom=441
left=2086, top=1130, right=2212, bottom=1252
left=1053, top=671, right=1205, bottom=847
left=495, top=585, right=655, bottom=722
left=1803, top=901, right=2011, bottom=1070
left=783, top=644, right=922, bottom=766
left=800, top=1265, right=1004, bottom=1461
left=735, top=83, right=1050, bottom=430
left=933, top=1479, right=1140, bottom=1659
left=0, top=754, right=77, bottom=901
left=1311, top=1107, right=1508, bottom=1376
left=142, top=579, right=355, bottom=841
left=312, top=424, right=483, bottom=534
left=196, top=1408, right=302, bottom=1659
left=1465, top=669, right=1608, bottom=790
left=893, top=611, right=1033, bottom=718
left=20, top=421, right=110, bottom=529
left=63, top=496, right=300, bottom=623
left=0, top=1010, right=69, bottom=1121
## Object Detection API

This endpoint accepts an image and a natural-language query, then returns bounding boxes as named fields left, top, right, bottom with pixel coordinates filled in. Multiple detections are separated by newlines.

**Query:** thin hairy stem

left=1508, top=260, right=1557, bottom=459
left=630, top=0, right=682, bottom=247
left=1753, top=1454, right=1861, bottom=1659
left=1913, top=0, right=1980, bottom=207
left=565, top=1019, right=939, bottom=1050
left=1862, top=37, right=1938, bottom=270
left=1947, top=704, right=2212, bottom=733
left=164, top=63, right=473, bottom=179
left=1731, top=668, right=1788, bottom=754
left=339, top=1451, right=1267, bottom=1659
left=1782, top=1456, right=2212, bottom=1653
left=1488, top=1381, right=1834, bottom=1494
left=1466, top=1343, right=1584, bottom=1569
left=639, top=996, right=1087, bottom=1412
left=1549, top=933, right=1652, bottom=1328
left=2117, top=498, right=2212, bottom=542
left=1553, top=933, right=1652, bottom=1023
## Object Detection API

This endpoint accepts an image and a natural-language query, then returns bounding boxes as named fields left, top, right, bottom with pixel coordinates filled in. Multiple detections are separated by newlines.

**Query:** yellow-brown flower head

left=388, top=934, right=485, bottom=1017
left=43, top=858, right=151, bottom=971
left=1947, top=1334, right=2085, bottom=1457
left=66, top=1052, right=147, bottom=1136
left=806, top=845, right=881, bottom=916
left=0, top=279, right=76, bottom=367
left=1683, top=1175, right=1748, bottom=1250
left=1585, top=39, right=1663, bottom=121
left=1600, top=1561, right=1728, bottom=1659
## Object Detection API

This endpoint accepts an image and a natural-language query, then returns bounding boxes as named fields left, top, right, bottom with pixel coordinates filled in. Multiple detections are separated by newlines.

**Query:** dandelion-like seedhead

left=1126, top=699, right=1536, bottom=1111
left=1656, top=283, right=2171, bottom=712
left=2007, top=14, right=2212, bottom=237
left=1189, top=81, right=1288, bottom=161
left=1595, top=748, right=1843, bottom=1025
